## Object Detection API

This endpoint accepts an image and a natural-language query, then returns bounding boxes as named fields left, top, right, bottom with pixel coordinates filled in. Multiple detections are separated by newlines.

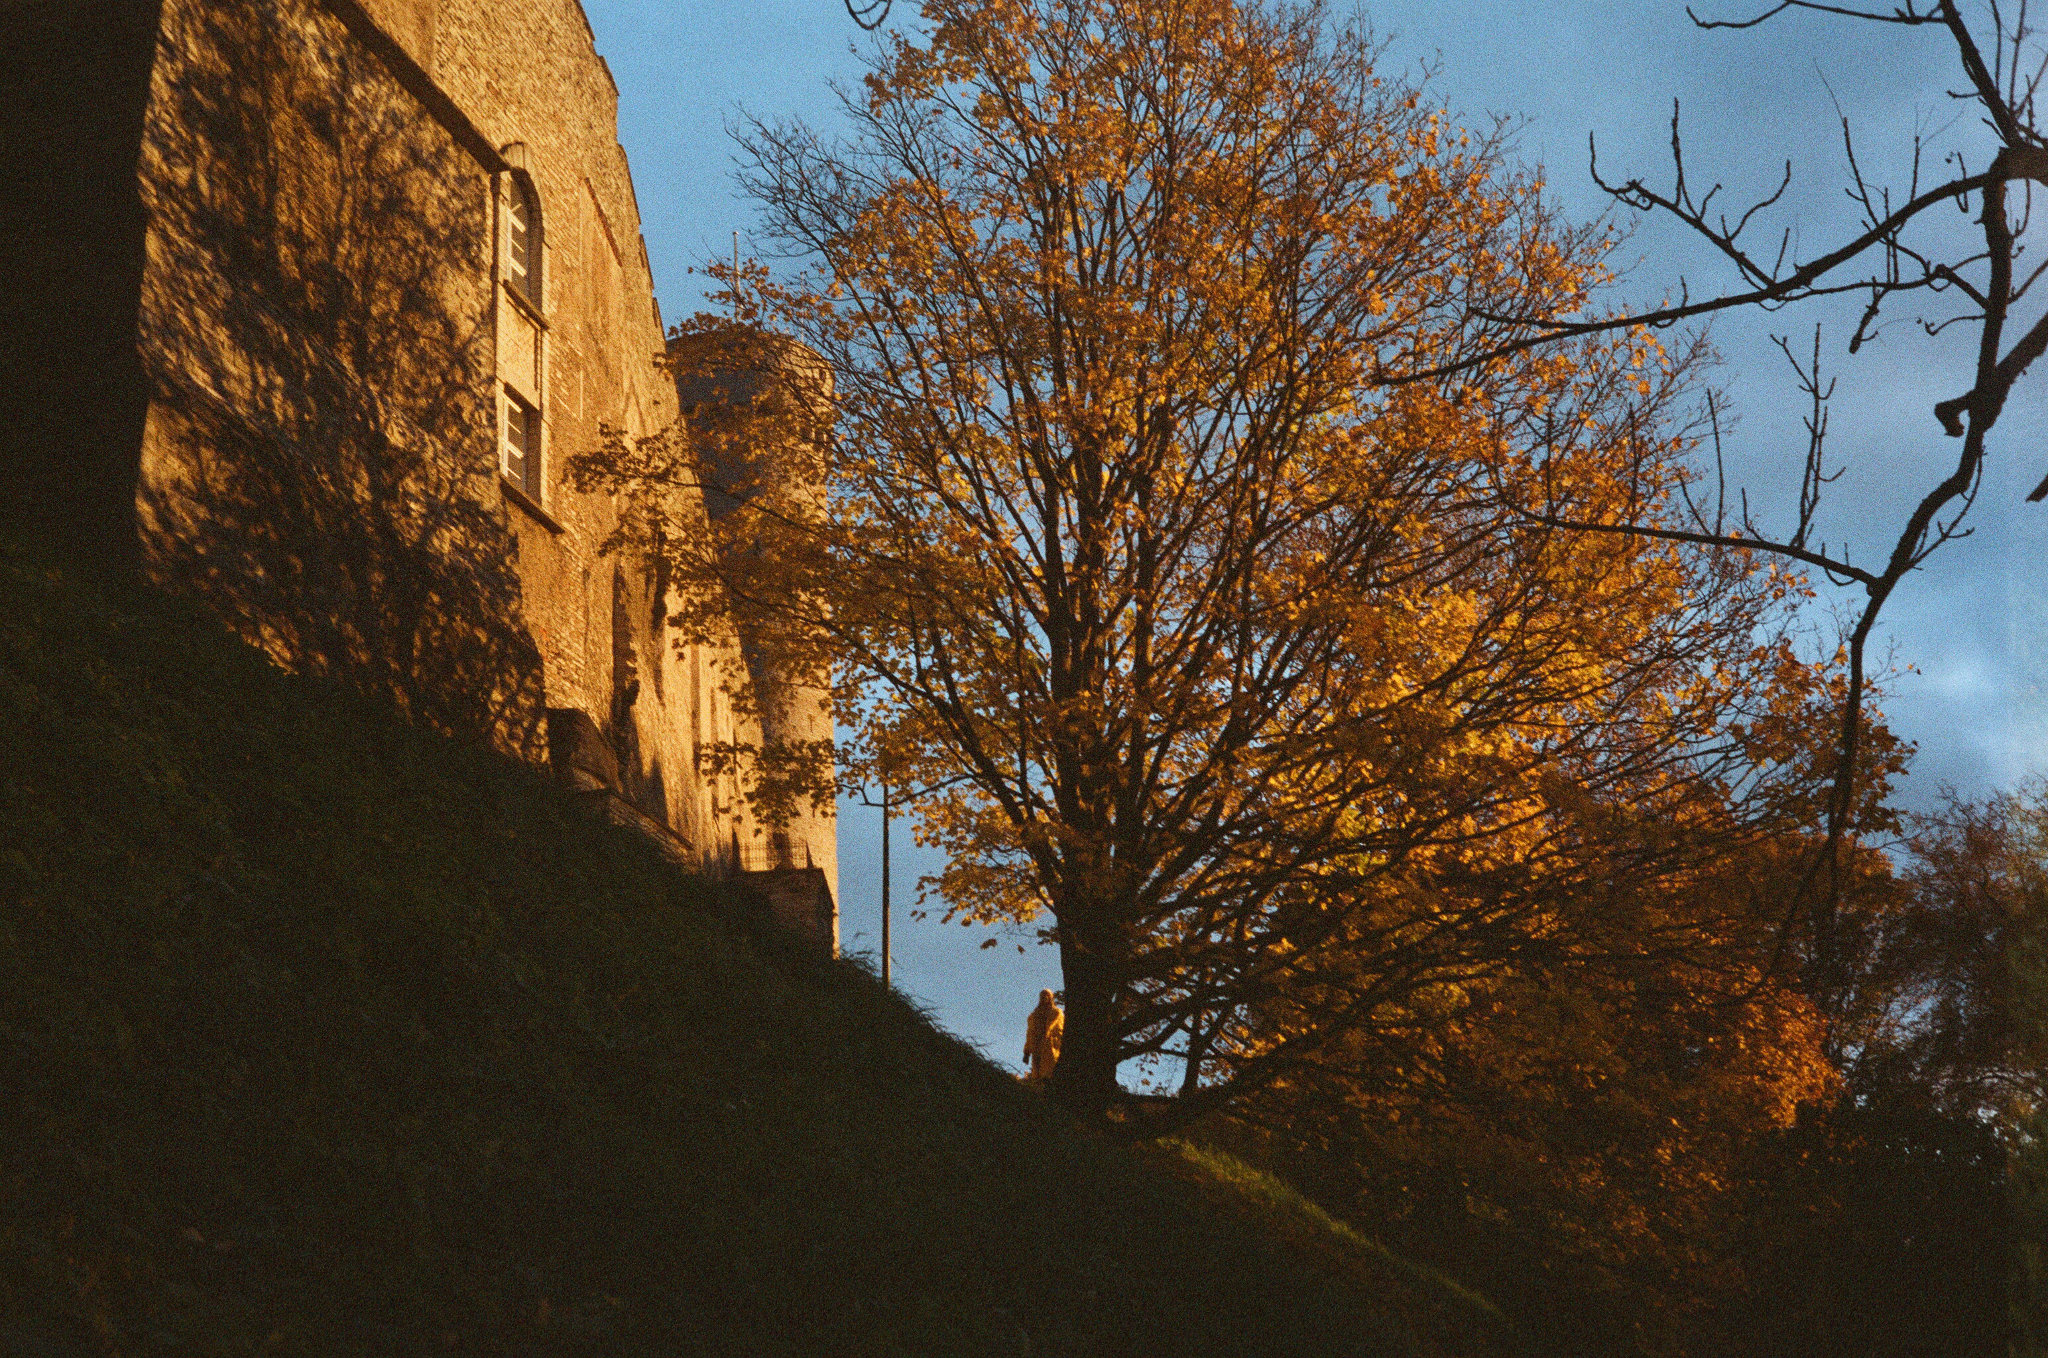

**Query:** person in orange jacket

left=1022, top=988, right=1063, bottom=1083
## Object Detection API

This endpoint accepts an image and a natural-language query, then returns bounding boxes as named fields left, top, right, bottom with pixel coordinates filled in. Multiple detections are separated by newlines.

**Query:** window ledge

left=501, top=279, right=549, bottom=330
left=502, top=478, right=565, bottom=534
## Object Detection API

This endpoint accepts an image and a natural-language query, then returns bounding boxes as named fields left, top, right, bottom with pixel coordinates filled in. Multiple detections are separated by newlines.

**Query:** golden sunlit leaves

left=577, top=0, right=1844, bottom=1117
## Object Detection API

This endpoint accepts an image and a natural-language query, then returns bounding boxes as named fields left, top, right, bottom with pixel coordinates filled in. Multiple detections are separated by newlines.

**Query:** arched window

left=494, top=148, right=553, bottom=519
left=493, top=151, right=549, bottom=510
left=505, top=173, right=541, bottom=307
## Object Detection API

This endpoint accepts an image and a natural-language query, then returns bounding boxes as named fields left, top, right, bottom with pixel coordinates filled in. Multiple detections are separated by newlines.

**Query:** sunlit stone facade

left=28, top=0, right=837, bottom=942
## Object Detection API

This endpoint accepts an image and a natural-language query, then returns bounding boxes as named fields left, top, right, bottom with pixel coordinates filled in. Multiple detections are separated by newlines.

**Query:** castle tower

left=669, top=328, right=840, bottom=941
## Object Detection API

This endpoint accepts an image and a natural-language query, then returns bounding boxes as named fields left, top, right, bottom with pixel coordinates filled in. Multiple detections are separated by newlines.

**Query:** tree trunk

left=1047, top=914, right=1124, bottom=1123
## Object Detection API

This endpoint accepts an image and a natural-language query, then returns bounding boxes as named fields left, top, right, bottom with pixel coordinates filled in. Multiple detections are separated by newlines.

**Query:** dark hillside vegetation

left=0, top=548, right=1499, bottom=1356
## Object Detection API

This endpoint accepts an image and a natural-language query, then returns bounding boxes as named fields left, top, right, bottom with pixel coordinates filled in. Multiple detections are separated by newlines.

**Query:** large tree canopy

left=579, top=0, right=1841, bottom=1123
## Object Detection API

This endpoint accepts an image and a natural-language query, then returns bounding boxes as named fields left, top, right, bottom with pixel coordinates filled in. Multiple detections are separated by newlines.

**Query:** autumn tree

left=1330, top=10, right=2048, bottom=1331
left=1224, top=832, right=1877, bottom=1353
left=1831, top=782, right=2048, bottom=1124
left=580, top=0, right=1838, bottom=1123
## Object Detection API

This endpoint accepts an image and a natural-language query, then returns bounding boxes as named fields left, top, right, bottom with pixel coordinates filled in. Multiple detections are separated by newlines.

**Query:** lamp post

left=880, top=776, right=891, bottom=989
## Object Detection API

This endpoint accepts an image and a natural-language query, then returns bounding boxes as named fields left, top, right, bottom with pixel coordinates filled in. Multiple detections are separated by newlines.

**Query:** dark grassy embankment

left=0, top=550, right=1500, bottom=1356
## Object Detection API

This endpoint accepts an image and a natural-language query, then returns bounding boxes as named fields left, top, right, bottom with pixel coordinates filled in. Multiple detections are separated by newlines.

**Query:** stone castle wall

left=125, top=0, right=835, bottom=935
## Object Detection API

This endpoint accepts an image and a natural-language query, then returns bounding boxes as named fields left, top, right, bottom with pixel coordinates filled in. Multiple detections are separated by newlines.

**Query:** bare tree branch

left=1404, top=1, right=2048, bottom=1004
left=845, top=0, right=892, bottom=30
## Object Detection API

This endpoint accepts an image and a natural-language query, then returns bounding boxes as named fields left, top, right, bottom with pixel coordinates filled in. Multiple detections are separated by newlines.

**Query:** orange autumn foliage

left=577, top=0, right=1847, bottom=1123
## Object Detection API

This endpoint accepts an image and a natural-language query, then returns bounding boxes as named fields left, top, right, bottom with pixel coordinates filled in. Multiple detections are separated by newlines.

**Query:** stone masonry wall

left=417, top=0, right=774, bottom=872
left=137, top=0, right=547, bottom=755
left=130, top=0, right=837, bottom=922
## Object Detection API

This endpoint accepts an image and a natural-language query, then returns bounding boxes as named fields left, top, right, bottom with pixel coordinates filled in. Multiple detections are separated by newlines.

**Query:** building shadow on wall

left=136, top=0, right=544, bottom=756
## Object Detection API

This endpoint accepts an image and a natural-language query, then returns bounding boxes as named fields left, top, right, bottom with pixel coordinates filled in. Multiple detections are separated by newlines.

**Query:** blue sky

left=580, top=0, right=2048, bottom=1066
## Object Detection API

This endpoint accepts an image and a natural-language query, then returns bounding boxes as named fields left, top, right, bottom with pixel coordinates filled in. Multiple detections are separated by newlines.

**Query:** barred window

left=503, top=389, right=538, bottom=494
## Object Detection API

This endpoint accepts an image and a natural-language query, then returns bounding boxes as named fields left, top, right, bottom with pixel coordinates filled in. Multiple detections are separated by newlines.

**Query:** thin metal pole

left=880, top=778, right=891, bottom=989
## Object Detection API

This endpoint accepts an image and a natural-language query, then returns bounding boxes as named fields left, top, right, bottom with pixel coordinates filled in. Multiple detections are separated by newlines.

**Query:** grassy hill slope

left=0, top=550, right=1500, bottom=1357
